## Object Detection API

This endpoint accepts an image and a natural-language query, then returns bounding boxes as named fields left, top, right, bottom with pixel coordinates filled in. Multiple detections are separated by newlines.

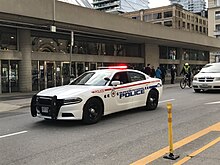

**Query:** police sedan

left=31, top=66, right=163, bottom=124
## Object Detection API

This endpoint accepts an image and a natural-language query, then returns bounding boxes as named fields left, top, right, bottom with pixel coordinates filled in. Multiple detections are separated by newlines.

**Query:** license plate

left=200, top=84, right=208, bottom=88
left=41, top=107, right=49, bottom=113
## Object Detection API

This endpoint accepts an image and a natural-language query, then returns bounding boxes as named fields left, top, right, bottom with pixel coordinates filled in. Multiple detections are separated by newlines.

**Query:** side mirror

left=111, top=80, right=121, bottom=86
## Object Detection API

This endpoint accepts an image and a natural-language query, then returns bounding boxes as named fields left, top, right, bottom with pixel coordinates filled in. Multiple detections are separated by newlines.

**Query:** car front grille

left=198, top=77, right=214, bottom=82
left=37, top=97, right=63, bottom=107
left=35, top=96, right=63, bottom=117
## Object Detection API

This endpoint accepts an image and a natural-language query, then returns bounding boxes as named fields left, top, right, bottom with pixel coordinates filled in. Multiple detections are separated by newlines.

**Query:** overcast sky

left=148, top=0, right=208, bottom=8
left=148, top=0, right=170, bottom=8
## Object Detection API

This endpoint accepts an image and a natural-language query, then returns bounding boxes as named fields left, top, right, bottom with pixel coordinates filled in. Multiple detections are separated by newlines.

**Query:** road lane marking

left=205, top=101, right=220, bottom=105
left=174, top=136, right=220, bottom=165
left=130, top=122, right=220, bottom=165
left=159, top=99, right=175, bottom=104
left=0, top=130, right=28, bottom=139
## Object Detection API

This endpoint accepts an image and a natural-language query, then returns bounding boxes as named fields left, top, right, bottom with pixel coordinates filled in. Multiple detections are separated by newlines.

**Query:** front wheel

left=82, top=98, right=103, bottom=124
left=180, top=78, right=186, bottom=89
left=146, top=90, right=159, bottom=110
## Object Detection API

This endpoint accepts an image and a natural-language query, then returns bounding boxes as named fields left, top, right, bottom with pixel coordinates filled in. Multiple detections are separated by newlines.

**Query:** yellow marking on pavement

left=174, top=136, right=220, bottom=165
left=131, top=122, right=220, bottom=165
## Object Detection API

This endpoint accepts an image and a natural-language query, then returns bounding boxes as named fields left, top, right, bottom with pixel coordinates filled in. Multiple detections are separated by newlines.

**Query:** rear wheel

left=180, top=78, right=186, bottom=89
left=82, top=98, right=103, bottom=124
left=146, top=90, right=159, bottom=110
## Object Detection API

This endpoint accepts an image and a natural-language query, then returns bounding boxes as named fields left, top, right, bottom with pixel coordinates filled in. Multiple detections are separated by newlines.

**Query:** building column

left=18, top=29, right=32, bottom=92
left=144, top=44, right=160, bottom=67
left=0, top=60, right=1, bottom=94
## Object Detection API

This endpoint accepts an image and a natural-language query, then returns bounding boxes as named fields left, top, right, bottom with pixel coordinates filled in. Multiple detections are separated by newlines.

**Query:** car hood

left=37, top=85, right=97, bottom=99
left=194, top=72, right=220, bottom=78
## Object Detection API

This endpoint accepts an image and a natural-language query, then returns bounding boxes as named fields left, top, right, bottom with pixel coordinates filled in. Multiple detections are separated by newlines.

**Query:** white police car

left=31, top=66, right=163, bottom=124
left=193, top=63, right=220, bottom=92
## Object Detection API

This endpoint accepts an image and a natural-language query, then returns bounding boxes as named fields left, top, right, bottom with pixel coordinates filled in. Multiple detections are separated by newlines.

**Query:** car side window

left=128, top=71, right=146, bottom=82
left=111, top=72, right=129, bottom=85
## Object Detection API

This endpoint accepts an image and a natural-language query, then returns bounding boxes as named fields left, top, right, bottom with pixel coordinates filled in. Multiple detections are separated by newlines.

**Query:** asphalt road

left=0, top=87, right=220, bottom=165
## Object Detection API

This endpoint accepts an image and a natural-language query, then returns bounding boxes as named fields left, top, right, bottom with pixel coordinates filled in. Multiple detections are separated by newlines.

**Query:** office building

left=170, top=0, right=206, bottom=13
left=208, top=0, right=220, bottom=62
left=92, top=0, right=149, bottom=13
left=123, top=4, right=208, bottom=35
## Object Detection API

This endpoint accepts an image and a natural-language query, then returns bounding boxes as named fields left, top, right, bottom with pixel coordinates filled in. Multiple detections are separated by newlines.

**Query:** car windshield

left=70, top=71, right=113, bottom=86
left=200, top=64, right=220, bottom=73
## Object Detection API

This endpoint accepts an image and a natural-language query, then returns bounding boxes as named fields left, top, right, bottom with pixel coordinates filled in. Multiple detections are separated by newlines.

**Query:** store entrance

left=31, top=61, right=97, bottom=92
left=1, top=60, right=19, bottom=93
left=46, top=62, right=54, bottom=88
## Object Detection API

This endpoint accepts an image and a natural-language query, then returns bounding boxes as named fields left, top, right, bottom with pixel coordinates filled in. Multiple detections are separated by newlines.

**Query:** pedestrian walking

left=155, top=67, right=162, bottom=79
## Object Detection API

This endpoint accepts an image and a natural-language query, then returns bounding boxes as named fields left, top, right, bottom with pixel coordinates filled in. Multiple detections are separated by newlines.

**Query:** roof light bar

left=98, top=65, right=128, bottom=69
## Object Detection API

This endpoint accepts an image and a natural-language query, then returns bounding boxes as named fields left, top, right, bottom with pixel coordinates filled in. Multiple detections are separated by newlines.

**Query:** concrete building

left=170, top=0, right=206, bottom=13
left=122, top=4, right=208, bottom=35
left=208, top=0, right=220, bottom=62
left=0, top=0, right=220, bottom=94
left=92, top=0, right=149, bottom=13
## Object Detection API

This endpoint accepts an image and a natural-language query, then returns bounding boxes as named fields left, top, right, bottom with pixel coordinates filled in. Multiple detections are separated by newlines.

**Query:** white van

left=192, top=63, right=220, bottom=92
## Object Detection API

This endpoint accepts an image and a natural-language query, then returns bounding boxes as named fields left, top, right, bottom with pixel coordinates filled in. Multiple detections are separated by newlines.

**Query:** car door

left=108, top=71, right=134, bottom=113
left=127, top=71, right=148, bottom=108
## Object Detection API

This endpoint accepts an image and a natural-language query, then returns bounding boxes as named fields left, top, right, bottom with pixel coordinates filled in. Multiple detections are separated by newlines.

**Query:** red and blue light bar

left=98, top=65, right=128, bottom=70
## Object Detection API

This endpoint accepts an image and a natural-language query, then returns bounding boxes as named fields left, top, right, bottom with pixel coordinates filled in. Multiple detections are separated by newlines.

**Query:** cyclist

left=180, top=63, right=192, bottom=87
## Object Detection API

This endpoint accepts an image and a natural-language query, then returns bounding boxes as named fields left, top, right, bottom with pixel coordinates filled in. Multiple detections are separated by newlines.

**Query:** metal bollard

left=163, top=102, right=179, bottom=160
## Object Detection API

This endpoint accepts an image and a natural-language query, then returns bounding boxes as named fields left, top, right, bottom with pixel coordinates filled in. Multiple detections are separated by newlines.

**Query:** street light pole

left=69, top=31, right=74, bottom=78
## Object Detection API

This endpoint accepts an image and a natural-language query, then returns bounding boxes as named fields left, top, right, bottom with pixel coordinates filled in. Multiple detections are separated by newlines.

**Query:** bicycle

left=180, top=74, right=192, bottom=89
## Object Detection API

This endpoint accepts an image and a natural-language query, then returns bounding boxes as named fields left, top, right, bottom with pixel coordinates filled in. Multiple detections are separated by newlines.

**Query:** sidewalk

left=0, top=92, right=36, bottom=112
left=0, top=83, right=179, bottom=113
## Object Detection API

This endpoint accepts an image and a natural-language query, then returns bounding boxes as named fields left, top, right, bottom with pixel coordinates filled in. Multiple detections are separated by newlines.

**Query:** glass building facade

left=92, top=0, right=149, bottom=13
left=0, top=26, right=146, bottom=93
left=170, top=0, right=206, bottom=13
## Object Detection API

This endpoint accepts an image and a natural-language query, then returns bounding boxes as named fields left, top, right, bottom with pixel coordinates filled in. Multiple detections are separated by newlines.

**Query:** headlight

left=215, top=77, right=220, bottom=81
left=193, top=77, right=198, bottom=81
left=63, top=97, right=82, bottom=105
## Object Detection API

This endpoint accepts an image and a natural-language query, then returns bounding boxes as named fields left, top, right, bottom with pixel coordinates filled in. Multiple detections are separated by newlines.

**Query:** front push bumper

left=31, top=95, right=61, bottom=119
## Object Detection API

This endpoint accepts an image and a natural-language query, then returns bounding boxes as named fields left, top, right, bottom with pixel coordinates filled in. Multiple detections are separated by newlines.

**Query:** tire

left=146, top=90, right=159, bottom=110
left=180, top=78, right=186, bottom=89
left=82, top=98, right=103, bottom=124
left=194, top=89, right=201, bottom=93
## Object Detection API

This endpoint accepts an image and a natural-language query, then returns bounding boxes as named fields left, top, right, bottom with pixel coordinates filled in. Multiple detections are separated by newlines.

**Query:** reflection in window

left=183, top=49, right=209, bottom=61
left=215, top=11, right=220, bottom=20
left=143, top=14, right=152, bottom=21
left=164, top=11, right=172, bottom=18
left=31, top=35, right=141, bottom=57
left=153, top=13, right=162, bottom=19
left=164, top=21, right=172, bottom=27
left=159, top=46, right=179, bottom=60
left=0, top=27, right=17, bottom=50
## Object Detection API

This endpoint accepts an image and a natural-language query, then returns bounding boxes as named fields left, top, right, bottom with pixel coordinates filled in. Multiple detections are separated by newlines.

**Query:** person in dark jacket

left=150, top=66, right=156, bottom=78
left=144, top=64, right=151, bottom=76
left=170, top=65, right=177, bottom=84
left=160, top=65, right=166, bottom=84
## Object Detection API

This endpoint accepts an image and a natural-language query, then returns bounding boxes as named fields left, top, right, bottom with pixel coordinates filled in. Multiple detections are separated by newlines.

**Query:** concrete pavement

left=0, top=83, right=179, bottom=113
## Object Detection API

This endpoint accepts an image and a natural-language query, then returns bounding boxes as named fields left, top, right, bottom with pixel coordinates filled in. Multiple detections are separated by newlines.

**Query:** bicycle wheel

left=180, top=78, right=186, bottom=89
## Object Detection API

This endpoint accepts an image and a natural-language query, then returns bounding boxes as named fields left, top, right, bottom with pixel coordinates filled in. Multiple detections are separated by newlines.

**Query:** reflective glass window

left=0, top=27, right=17, bottom=50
